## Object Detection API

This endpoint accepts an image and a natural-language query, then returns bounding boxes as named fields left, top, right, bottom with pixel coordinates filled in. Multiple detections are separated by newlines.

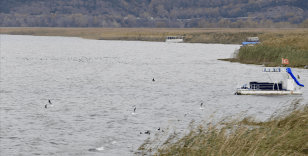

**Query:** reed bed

left=1, top=27, right=307, bottom=44
left=235, top=34, right=308, bottom=68
left=236, top=45, right=308, bottom=67
left=137, top=99, right=308, bottom=156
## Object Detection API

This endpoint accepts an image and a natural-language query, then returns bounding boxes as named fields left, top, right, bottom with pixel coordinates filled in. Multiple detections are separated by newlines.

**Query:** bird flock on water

left=130, top=78, right=205, bottom=135
left=44, top=77, right=205, bottom=151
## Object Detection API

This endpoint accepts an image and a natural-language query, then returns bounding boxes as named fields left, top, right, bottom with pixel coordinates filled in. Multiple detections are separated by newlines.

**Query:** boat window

left=166, top=36, right=184, bottom=40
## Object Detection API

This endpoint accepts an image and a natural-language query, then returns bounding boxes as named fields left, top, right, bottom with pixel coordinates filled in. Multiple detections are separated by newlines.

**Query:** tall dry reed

left=235, top=34, right=308, bottom=67
left=137, top=99, right=308, bottom=156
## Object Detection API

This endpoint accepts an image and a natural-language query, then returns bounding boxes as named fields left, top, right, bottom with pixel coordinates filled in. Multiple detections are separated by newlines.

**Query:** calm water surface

left=1, top=35, right=307, bottom=155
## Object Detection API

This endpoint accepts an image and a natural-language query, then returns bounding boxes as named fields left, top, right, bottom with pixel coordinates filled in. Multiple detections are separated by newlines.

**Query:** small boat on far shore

left=165, top=36, right=184, bottom=43
left=241, top=37, right=260, bottom=47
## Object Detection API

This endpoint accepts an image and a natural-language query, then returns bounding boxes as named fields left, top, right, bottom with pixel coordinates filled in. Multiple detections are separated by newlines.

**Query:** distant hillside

left=1, top=0, right=308, bottom=28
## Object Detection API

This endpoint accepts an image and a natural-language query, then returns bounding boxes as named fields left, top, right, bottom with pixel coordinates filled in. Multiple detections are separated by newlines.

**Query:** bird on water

left=199, top=102, right=204, bottom=110
left=132, top=107, right=137, bottom=115
left=48, top=100, right=55, bottom=107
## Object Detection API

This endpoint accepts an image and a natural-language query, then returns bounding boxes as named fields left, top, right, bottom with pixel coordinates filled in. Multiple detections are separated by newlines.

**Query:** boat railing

left=247, top=83, right=281, bottom=91
left=262, top=67, right=281, bottom=72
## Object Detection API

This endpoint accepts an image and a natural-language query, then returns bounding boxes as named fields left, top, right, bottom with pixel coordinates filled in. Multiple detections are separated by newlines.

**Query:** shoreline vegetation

left=136, top=100, right=308, bottom=156
left=1, top=27, right=307, bottom=67
left=222, top=32, right=308, bottom=68
left=0, top=27, right=306, bottom=43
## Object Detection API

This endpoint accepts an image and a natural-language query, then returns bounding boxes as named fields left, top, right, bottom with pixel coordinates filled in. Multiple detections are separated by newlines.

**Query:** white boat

left=165, top=36, right=184, bottom=43
left=235, top=67, right=304, bottom=95
left=242, top=37, right=260, bottom=46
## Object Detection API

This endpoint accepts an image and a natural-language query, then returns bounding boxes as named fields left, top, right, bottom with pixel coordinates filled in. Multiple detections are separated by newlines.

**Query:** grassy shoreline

left=137, top=100, right=308, bottom=156
left=0, top=27, right=307, bottom=44
left=1, top=27, right=307, bottom=67
left=227, top=33, right=308, bottom=68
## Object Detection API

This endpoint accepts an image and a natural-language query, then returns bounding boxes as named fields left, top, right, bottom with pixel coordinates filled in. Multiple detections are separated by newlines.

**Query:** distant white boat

left=242, top=37, right=260, bottom=46
left=165, top=36, right=184, bottom=43
left=235, top=67, right=304, bottom=95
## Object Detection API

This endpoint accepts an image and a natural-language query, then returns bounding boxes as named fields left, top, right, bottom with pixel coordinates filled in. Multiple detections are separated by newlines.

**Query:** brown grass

left=1, top=27, right=307, bottom=44
left=233, top=33, right=308, bottom=68
left=136, top=99, right=308, bottom=156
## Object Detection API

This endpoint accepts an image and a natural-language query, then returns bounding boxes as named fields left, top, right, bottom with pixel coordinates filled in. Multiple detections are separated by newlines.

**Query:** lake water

left=1, top=35, right=307, bottom=156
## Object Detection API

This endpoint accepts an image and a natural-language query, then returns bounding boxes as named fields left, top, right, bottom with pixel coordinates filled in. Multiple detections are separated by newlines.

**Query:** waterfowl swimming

left=199, top=102, right=204, bottom=110
left=132, top=107, right=137, bottom=115
left=47, top=100, right=55, bottom=107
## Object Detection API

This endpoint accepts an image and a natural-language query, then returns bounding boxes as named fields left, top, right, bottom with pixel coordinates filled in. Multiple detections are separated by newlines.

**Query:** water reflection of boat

left=235, top=67, right=304, bottom=95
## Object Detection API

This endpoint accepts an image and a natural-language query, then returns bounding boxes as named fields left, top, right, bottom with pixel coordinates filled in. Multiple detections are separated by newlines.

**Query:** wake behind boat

left=235, top=67, right=304, bottom=95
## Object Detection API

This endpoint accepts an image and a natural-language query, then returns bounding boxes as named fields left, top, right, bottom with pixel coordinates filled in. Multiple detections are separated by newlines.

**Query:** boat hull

left=166, top=39, right=184, bottom=43
left=236, top=89, right=302, bottom=95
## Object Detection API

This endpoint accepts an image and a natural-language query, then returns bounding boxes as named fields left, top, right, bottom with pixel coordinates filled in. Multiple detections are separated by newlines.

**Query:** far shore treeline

left=1, top=0, right=308, bottom=28
left=1, top=13, right=308, bottom=28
